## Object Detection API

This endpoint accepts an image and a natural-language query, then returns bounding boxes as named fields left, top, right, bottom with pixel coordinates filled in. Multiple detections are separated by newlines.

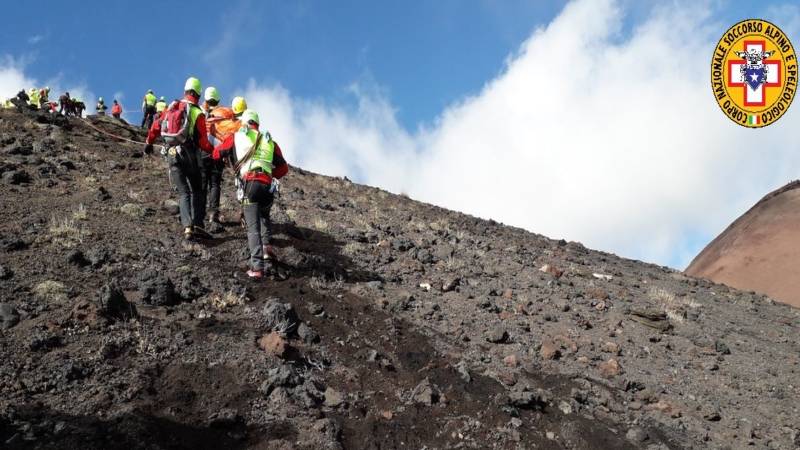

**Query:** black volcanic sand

left=0, top=109, right=798, bottom=449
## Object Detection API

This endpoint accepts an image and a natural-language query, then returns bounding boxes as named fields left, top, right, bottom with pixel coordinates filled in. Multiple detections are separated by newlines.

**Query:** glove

left=269, top=179, right=280, bottom=194
left=144, top=144, right=154, bottom=155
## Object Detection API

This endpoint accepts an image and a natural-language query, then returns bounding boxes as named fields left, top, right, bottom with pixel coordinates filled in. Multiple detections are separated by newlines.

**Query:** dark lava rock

left=307, top=302, right=324, bottom=316
left=3, top=143, right=31, bottom=155
left=138, top=274, right=177, bottom=306
left=391, top=238, right=414, bottom=252
left=293, top=379, right=325, bottom=408
left=715, top=340, right=731, bottom=355
left=174, top=273, right=207, bottom=302
left=414, top=249, right=434, bottom=264
left=96, top=186, right=111, bottom=201
left=29, top=333, right=64, bottom=352
left=60, top=361, right=91, bottom=382
left=260, top=364, right=303, bottom=396
left=297, top=322, right=320, bottom=344
left=85, top=248, right=112, bottom=268
left=32, top=138, right=55, bottom=153
left=485, top=327, right=509, bottom=344
left=508, top=388, right=548, bottom=410
left=66, top=249, right=90, bottom=267
left=2, top=169, right=31, bottom=185
left=442, top=277, right=460, bottom=293
left=0, top=304, right=20, bottom=329
left=0, top=265, right=13, bottom=280
left=97, top=284, right=138, bottom=320
left=1, top=237, right=28, bottom=252
left=261, top=299, right=299, bottom=335
left=410, top=378, right=440, bottom=406
left=207, top=408, right=240, bottom=428
left=626, top=427, right=649, bottom=443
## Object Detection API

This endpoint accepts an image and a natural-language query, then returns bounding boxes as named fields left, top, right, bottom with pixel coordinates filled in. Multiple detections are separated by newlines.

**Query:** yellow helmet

left=232, top=96, right=247, bottom=115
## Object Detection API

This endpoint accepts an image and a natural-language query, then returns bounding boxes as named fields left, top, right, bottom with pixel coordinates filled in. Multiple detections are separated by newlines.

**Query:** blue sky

left=0, top=0, right=565, bottom=126
left=2, top=1, right=800, bottom=269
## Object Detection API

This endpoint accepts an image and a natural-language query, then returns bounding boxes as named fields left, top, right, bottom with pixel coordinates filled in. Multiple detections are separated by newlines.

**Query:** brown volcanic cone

left=686, top=180, right=800, bottom=308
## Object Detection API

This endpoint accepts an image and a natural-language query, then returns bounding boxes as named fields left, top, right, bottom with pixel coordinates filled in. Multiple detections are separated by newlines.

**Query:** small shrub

left=49, top=216, right=87, bottom=248
left=313, top=218, right=329, bottom=232
left=33, top=280, right=68, bottom=303
left=72, top=204, right=88, bottom=221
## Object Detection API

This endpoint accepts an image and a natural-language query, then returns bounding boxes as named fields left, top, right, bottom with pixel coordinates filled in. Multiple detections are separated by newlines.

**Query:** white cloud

left=0, top=56, right=36, bottom=100
left=240, top=0, right=800, bottom=269
left=27, top=35, right=45, bottom=45
left=0, top=56, right=96, bottom=117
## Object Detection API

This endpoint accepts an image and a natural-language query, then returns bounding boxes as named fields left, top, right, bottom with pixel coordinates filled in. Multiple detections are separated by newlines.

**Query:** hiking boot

left=183, top=227, right=193, bottom=240
left=192, top=226, right=213, bottom=240
left=246, top=269, right=263, bottom=279
left=263, top=245, right=276, bottom=260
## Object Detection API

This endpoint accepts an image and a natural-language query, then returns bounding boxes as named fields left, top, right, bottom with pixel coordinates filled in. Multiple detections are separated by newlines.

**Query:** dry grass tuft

left=49, top=216, right=87, bottom=248
left=120, top=203, right=147, bottom=218
left=33, top=280, right=68, bottom=303
left=650, top=287, right=700, bottom=324
left=209, top=290, right=247, bottom=310
left=72, top=203, right=88, bottom=221
left=313, top=218, right=329, bottom=232
left=342, top=242, right=362, bottom=257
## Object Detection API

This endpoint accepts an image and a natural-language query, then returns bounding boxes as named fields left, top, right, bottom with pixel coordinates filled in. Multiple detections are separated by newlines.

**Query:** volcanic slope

left=687, top=181, right=800, bottom=309
left=0, top=109, right=798, bottom=450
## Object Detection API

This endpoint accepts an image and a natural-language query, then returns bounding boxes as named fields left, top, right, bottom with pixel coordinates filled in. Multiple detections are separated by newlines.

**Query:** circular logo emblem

left=711, top=19, right=796, bottom=128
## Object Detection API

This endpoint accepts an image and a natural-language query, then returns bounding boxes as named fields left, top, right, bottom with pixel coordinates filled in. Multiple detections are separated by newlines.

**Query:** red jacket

left=213, top=129, right=288, bottom=185
left=111, top=104, right=122, bottom=115
left=145, top=94, right=213, bottom=154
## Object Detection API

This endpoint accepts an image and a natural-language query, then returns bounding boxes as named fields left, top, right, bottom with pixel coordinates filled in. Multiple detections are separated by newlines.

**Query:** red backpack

left=160, top=100, right=193, bottom=147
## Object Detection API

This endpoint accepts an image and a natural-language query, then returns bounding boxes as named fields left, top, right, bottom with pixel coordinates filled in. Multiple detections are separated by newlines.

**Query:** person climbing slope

left=155, top=96, right=167, bottom=116
left=111, top=99, right=122, bottom=119
left=38, top=87, right=50, bottom=109
left=145, top=77, right=215, bottom=241
left=73, top=97, right=85, bottom=117
left=141, top=89, right=157, bottom=129
left=96, top=97, right=107, bottom=115
left=212, top=109, right=288, bottom=279
left=200, top=86, right=225, bottom=225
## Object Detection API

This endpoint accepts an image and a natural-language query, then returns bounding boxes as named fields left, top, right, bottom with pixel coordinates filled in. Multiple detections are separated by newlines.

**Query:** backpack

left=160, top=100, right=194, bottom=147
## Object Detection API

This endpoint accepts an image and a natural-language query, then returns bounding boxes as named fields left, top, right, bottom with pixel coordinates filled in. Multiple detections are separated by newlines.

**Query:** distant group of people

left=94, top=97, right=122, bottom=119
left=2, top=87, right=127, bottom=121
left=1, top=87, right=86, bottom=117
left=143, top=76, right=288, bottom=279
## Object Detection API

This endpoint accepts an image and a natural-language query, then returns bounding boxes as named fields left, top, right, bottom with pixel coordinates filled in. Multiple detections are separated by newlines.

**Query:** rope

left=79, top=117, right=165, bottom=152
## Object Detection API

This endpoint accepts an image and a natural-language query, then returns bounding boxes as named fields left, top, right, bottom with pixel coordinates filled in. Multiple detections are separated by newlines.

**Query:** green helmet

left=184, top=77, right=201, bottom=95
left=241, top=109, right=259, bottom=125
left=204, top=86, right=220, bottom=102
left=147, top=89, right=153, bottom=94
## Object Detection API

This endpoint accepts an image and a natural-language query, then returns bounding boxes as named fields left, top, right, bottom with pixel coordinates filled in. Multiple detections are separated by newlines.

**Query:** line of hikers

left=3, top=87, right=162, bottom=123
left=144, top=76, right=288, bottom=279
left=2, top=87, right=85, bottom=116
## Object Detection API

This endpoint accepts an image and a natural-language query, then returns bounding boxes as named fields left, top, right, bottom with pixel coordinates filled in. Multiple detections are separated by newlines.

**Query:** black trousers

left=169, top=150, right=204, bottom=228
left=200, top=156, right=224, bottom=217
left=242, top=180, right=274, bottom=270
left=141, top=105, right=157, bottom=128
